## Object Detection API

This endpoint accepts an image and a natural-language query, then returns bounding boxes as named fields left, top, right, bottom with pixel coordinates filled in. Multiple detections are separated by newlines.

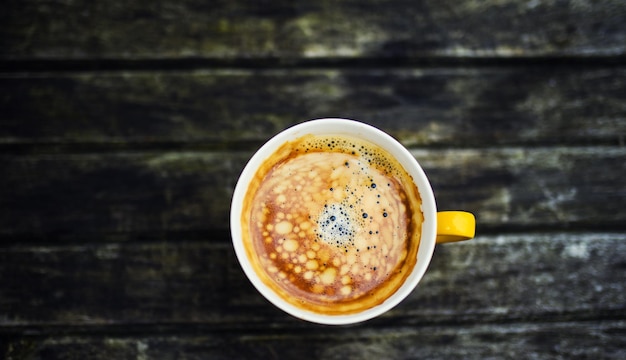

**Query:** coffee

left=240, top=134, right=423, bottom=315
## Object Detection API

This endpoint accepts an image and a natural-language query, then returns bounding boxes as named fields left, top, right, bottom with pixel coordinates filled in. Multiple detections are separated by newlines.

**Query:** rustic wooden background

left=1, top=0, right=625, bottom=359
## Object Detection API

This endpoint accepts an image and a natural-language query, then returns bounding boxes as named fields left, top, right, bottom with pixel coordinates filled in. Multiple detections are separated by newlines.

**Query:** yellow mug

left=231, top=118, right=475, bottom=325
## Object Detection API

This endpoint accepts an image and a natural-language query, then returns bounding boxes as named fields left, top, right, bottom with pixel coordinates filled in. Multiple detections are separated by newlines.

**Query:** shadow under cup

left=230, top=118, right=438, bottom=325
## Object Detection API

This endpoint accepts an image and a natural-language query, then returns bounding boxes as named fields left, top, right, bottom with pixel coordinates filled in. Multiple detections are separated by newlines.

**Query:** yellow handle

left=436, top=211, right=476, bottom=244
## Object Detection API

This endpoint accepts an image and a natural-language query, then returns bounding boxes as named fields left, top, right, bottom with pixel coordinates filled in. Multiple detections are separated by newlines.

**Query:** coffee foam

left=241, top=134, right=423, bottom=315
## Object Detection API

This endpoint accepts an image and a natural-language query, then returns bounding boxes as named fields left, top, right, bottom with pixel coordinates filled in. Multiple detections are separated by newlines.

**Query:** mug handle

left=436, top=211, right=476, bottom=244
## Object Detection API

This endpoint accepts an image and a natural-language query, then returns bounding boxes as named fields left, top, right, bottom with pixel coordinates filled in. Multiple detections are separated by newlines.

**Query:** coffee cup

left=231, top=118, right=475, bottom=325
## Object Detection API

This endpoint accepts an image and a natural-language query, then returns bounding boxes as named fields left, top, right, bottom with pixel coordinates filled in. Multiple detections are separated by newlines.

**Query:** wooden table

left=1, top=1, right=625, bottom=358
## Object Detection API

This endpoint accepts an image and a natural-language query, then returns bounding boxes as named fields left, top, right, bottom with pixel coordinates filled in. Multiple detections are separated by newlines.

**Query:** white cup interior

left=230, top=118, right=437, bottom=325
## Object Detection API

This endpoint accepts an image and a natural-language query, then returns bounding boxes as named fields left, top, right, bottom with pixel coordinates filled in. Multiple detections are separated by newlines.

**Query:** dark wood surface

left=2, top=1, right=626, bottom=359
left=2, top=0, right=626, bottom=60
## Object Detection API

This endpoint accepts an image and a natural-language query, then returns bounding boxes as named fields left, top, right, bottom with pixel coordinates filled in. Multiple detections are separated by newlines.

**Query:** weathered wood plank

left=0, top=148, right=624, bottom=239
left=2, top=0, right=625, bottom=59
left=1, top=233, right=624, bottom=328
left=3, top=321, right=626, bottom=360
left=0, top=151, right=246, bottom=239
left=2, top=68, right=625, bottom=147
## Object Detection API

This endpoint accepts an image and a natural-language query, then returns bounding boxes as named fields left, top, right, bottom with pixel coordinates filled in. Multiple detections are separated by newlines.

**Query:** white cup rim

left=230, top=118, right=437, bottom=325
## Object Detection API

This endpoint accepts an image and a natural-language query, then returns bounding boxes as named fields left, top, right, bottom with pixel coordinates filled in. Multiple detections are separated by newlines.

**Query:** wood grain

left=3, top=320, right=626, bottom=359
left=2, top=67, right=625, bottom=148
left=2, top=0, right=626, bottom=60
left=0, top=233, right=624, bottom=330
left=1, top=147, right=624, bottom=240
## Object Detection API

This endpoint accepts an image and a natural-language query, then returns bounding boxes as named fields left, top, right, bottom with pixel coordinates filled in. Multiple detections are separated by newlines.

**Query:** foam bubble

left=315, top=203, right=356, bottom=247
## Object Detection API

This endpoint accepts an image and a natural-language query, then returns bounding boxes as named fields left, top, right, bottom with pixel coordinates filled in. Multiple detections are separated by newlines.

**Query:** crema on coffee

left=241, top=134, right=423, bottom=315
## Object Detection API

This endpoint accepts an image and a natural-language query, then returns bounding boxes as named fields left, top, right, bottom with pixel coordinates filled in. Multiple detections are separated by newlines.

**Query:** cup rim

left=230, top=118, right=437, bottom=325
